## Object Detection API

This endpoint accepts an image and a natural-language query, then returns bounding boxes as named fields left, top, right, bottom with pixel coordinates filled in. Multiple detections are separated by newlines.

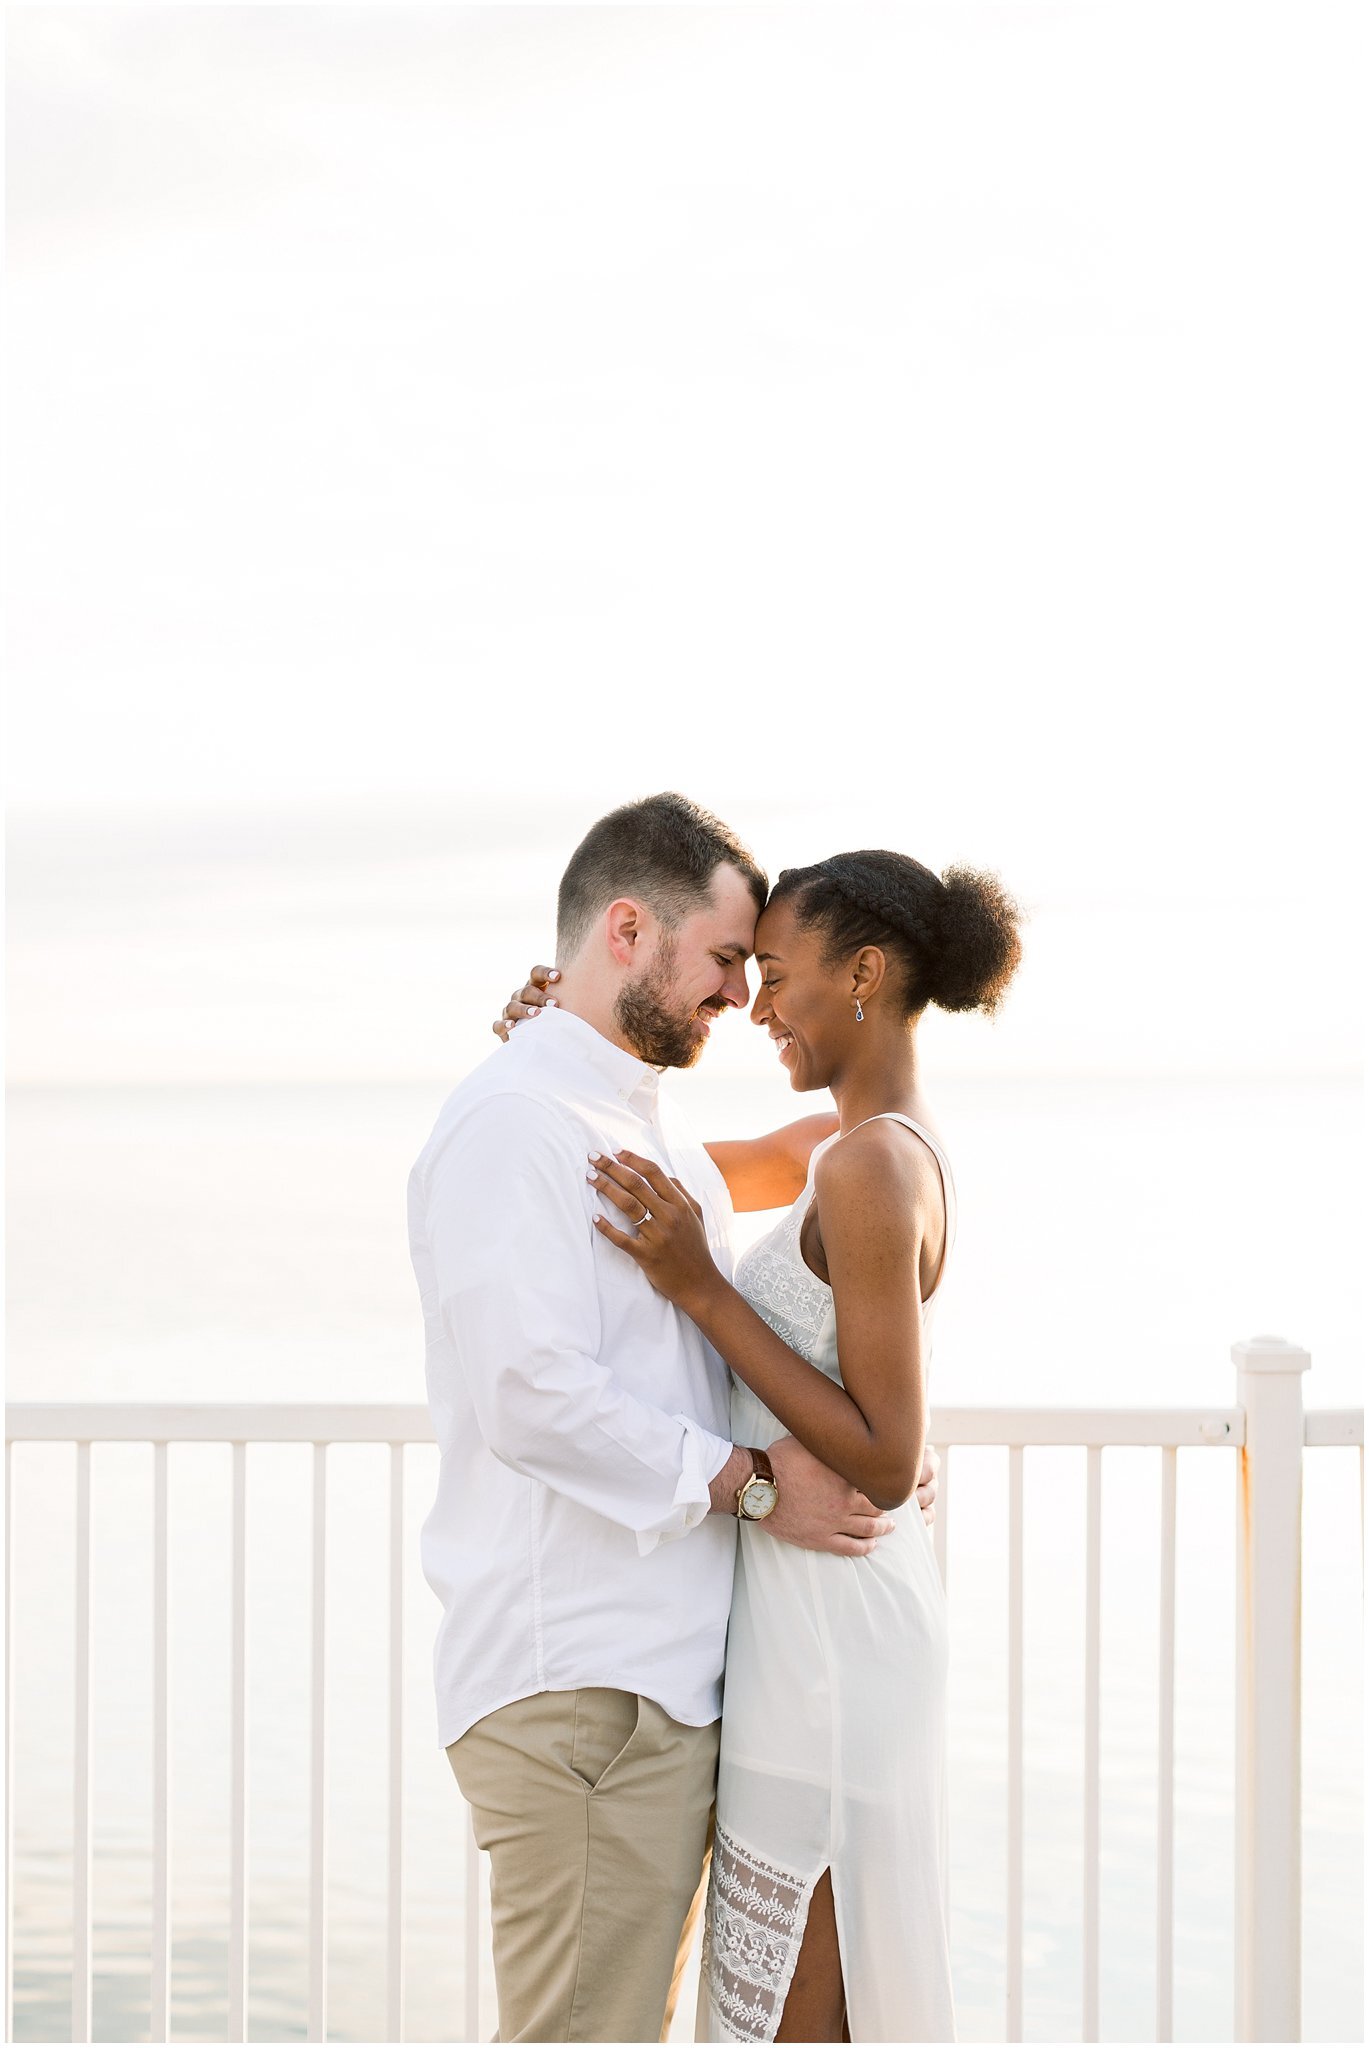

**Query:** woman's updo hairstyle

left=769, top=850, right=1023, bottom=1018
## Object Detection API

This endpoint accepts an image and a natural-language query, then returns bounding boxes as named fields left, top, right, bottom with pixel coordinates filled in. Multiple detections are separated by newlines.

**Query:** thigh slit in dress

left=699, top=1114, right=957, bottom=2045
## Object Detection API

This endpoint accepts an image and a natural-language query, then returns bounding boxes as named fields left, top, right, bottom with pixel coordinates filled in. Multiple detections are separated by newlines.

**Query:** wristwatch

left=735, top=1447, right=779, bottom=1522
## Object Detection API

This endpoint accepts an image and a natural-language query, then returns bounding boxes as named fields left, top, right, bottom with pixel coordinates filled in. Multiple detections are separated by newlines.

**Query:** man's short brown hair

left=556, top=793, right=767, bottom=959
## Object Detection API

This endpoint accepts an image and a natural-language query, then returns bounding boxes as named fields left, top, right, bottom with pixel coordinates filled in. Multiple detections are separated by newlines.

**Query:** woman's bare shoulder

left=813, top=1116, right=943, bottom=1225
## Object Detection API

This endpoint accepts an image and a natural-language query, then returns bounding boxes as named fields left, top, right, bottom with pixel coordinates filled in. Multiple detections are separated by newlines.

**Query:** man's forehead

left=695, top=864, right=760, bottom=951
left=704, top=860, right=758, bottom=917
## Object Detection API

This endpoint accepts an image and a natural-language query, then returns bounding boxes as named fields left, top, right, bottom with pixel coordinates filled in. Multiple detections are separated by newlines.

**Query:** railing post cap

left=1231, top=1335, right=1311, bottom=1374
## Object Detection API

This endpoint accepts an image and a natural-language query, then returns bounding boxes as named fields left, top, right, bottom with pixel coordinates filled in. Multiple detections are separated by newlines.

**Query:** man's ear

left=603, top=897, right=643, bottom=968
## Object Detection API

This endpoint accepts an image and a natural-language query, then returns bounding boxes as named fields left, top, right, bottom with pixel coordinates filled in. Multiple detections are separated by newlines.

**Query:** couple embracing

left=407, top=793, right=1022, bottom=2044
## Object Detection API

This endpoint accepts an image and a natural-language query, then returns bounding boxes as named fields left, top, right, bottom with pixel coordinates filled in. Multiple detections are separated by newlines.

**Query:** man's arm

left=422, top=1093, right=732, bottom=1555
left=707, top=1446, right=753, bottom=1510
left=703, top=1113, right=839, bottom=1212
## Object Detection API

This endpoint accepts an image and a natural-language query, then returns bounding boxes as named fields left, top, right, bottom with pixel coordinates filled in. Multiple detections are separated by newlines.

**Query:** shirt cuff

left=634, top=1418, right=736, bottom=1558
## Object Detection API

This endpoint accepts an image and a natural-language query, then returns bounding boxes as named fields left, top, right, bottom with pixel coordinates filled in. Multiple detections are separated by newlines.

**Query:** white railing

left=3, top=1337, right=1362, bottom=2046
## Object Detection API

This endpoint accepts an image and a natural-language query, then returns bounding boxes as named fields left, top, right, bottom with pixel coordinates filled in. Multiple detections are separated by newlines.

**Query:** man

left=408, top=792, right=936, bottom=2043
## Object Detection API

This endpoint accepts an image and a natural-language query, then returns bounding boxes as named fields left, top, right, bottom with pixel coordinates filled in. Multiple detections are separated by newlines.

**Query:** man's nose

left=721, top=963, right=751, bottom=1010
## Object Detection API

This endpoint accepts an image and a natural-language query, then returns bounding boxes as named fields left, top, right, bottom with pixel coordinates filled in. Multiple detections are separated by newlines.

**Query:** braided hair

left=769, top=850, right=1023, bottom=1018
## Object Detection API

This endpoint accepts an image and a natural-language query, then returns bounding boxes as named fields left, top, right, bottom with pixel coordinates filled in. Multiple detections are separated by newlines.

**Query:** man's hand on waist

left=711, top=1435, right=893, bottom=1556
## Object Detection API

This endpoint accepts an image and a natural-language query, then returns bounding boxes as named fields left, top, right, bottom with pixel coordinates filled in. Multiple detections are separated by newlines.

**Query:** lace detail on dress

left=703, top=1823, right=816, bottom=2043
left=733, top=1203, right=832, bottom=1366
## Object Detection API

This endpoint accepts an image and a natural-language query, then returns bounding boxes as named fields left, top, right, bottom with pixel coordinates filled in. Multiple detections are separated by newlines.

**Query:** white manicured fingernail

left=545, top=997, right=557, bottom=1007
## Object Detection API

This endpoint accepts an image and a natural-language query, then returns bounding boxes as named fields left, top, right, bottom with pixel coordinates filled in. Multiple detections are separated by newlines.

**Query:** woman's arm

left=703, top=1113, right=839, bottom=1212
left=590, top=1130, right=936, bottom=1509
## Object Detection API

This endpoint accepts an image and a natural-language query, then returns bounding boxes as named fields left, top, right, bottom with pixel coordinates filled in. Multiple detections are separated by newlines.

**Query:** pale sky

left=5, top=4, right=1365, bottom=1080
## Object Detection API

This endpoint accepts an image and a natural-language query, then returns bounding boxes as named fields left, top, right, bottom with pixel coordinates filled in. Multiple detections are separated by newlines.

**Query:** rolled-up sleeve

left=419, top=1091, right=733, bottom=1553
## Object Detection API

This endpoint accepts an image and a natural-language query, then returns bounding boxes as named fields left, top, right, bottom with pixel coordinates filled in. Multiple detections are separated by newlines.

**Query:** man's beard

left=614, top=939, right=721, bottom=1069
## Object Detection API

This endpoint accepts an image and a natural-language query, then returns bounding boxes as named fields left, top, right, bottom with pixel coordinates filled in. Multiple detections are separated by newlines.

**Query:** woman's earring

left=855, top=998, right=865, bottom=1023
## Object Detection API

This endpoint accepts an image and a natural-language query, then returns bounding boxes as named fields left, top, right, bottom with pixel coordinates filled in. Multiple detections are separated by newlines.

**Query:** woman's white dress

left=699, top=1113, right=956, bottom=2045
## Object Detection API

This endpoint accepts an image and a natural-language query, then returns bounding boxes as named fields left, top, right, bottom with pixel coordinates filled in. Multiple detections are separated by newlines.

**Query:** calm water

left=5, top=1074, right=1363, bottom=2042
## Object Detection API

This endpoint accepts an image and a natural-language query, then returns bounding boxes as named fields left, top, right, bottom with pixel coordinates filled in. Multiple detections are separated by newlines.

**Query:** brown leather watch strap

left=750, top=1447, right=775, bottom=1486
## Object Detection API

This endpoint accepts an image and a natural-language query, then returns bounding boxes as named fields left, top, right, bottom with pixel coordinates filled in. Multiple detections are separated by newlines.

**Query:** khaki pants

left=448, top=1688, right=719, bottom=2044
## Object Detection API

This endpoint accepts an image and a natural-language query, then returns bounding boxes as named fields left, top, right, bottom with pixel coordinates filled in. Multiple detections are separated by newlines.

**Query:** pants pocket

left=568, top=1687, right=642, bottom=1793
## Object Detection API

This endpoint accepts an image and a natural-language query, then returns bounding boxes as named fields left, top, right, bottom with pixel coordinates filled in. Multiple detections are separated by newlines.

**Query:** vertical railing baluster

left=73, top=1442, right=93, bottom=2044
left=387, top=1444, right=405, bottom=2045
left=152, top=1444, right=172, bottom=2043
left=309, top=1444, right=329, bottom=2043
left=5, top=1439, right=15, bottom=2048
left=464, top=1818, right=480, bottom=2043
left=229, top=1443, right=249, bottom=2041
left=1233, top=1338, right=1308, bottom=2042
left=933, top=1443, right=950, bottom=1588
left=1007, top=1444, right=1024, bottom=2043
left=1084, top=1444, right=1102, bottom=2041
left=1157, top=1446, right=1177, bottom=2042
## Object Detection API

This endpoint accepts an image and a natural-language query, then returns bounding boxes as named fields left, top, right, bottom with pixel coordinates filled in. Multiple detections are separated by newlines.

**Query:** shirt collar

left=532, top=1005, right=663, bottom=1113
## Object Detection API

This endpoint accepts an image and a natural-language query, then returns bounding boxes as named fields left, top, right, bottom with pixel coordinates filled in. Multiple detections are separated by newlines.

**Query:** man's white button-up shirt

left=408, top=1006, right=739, bottom=1749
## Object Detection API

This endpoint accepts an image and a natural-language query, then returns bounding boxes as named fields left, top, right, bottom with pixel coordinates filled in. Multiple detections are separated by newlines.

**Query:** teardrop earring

left=855, top=998, right=865, bottom=1023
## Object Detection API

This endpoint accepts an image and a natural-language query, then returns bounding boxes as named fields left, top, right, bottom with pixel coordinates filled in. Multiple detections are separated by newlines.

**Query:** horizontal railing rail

left=1303, top=1407, right=1363, bottom=1447
left=4, top=1403, right=436, bottom=1444
left=4, top=1359, right=1362, bottom=2046
left=4, top=1400, right=1267, bottom=1447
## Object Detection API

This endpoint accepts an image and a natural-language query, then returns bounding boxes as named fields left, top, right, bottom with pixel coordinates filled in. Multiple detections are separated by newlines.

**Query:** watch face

left=741, top=1478, right=778, bottom=1520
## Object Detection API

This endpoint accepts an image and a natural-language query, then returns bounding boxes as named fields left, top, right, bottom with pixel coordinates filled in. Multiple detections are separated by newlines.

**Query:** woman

left=501, top=849, right=1021, bottom=2044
